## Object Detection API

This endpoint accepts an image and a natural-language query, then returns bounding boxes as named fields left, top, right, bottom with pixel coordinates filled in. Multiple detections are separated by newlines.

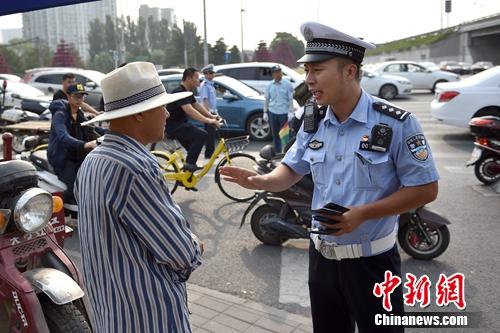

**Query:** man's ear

left=132, top=112, right=144, bottom=122
left=345, top=63, right=358, bottom=81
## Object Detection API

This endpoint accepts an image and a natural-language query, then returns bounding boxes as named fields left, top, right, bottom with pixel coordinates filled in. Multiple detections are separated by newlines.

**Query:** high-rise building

left=0, top=28, right=23, bottom=44
left=22, top=0, right=117, bottom=61
left=138, top=4, right=176, bottom=28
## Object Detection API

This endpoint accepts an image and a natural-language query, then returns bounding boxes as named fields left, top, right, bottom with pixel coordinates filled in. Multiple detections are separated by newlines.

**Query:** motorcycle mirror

left=2, top=80, right=6, bottom=89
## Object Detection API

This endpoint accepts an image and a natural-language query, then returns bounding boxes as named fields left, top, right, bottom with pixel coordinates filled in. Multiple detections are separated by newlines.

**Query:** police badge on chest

left=359, top=123, right=393, bottom=153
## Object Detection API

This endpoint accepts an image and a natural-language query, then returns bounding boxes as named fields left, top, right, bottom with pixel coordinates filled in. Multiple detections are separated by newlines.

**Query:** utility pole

left=240, top=2, right=245, bottom=63
left=203, top=0, right=208, bottom=66
left=183, top=20, right=188, bottom=68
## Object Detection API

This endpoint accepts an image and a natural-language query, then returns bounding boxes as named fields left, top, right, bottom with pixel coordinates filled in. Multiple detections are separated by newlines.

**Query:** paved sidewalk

left=187, top=284, right=312, bottom=333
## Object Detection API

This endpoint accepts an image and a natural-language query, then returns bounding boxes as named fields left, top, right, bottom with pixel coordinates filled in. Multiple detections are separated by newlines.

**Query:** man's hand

left=208, top=118, right=221, bottom=128
left=262, top=112, right=269, bottom=122
left=318, top=206, right=367, bottom=236
left=218, top=166, right=266, bottom=190
left=84, top=140, right=97, bottom=150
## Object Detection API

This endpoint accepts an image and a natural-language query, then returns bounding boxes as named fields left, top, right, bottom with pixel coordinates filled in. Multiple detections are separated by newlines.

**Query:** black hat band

left=305, top=38, right=365, bottom=63
left=104, top=84, right=165, bottom=112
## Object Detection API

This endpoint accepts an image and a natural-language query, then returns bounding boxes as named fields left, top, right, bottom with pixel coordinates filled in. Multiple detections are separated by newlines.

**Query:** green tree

left=1, top=38, right=52, bottom=75
left=104, top=15, right=117, bottom=51
left=228, top=45, right=240, bottom=64
left=136, top=16, right=149, bottom=56
left=158, top=19, right=171, bottom=46
left=164, top=25, right=185, bottom=67
left=270, top=32, right=304, bottom=62
left=211, top=38, right=227, bottom=65
left=150, top=49, right=165, bottom=66
left=87, top=51, right=114, bottom=73
left=88, top=18, right=105, bottom=60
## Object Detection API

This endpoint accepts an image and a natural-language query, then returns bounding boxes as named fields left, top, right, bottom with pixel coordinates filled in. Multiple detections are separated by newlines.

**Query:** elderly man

left=75, top=62, right=204, bottom=332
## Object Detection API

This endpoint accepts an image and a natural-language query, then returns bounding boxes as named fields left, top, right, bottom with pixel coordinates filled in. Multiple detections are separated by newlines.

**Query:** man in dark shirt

left=165, top=68, right=220, bottom=171
left=53, top=73, right=100, bottom=117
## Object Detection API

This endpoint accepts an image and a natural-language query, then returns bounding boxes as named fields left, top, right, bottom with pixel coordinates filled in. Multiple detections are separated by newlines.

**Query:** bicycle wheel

left=152, top=151, right=180, bottom=194
left=215, top=153, right=258, bottom=202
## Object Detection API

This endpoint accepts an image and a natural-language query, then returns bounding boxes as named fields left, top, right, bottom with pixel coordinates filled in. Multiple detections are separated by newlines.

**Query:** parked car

left=157, top=68, right=184, bottom=76
left=0, top=80, right=51, bottom=113
left=22, top=68, right=105, bottom=108
left=419, top=62, right=440, bottom=72
left=361, top=69, right=412, bottom=99
left=214, top=62, right=304, bottom=93
left=458, top=62, right=472, bottom=75
left=439, top=61, right=463, bottom=74
left=160, top=74, right=270, bottom=141
left=431, top=65, right=500, bottom=128
left=0, top=74, right=22, bottom=82
left=470, top=61, right=494, bottom=74
left=371, top=61, right=460, bottom=92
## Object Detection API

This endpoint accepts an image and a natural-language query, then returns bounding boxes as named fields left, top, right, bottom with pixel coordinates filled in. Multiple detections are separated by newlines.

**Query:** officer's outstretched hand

left=218, top=166, right=264, bottom=190
left=319, top=206, right=366, bottom=236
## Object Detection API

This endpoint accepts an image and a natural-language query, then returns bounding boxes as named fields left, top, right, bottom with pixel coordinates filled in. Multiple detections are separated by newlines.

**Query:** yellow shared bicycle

left=151, top=135, right=258, bottom=202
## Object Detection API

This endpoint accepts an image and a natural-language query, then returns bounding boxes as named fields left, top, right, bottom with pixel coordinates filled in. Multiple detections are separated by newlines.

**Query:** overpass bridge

left=364, top=13, right=500, bottom=65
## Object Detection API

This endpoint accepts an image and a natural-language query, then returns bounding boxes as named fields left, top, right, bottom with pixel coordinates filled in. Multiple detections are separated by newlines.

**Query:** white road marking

left=279, top=241, right=311, bottom=307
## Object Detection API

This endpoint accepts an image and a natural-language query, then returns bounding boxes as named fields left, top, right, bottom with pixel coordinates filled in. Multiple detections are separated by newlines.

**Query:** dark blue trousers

left=308, top=243, right=404, bottom=333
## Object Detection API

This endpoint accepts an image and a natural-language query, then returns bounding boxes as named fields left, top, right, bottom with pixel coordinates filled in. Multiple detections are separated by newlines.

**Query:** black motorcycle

left=241, top=144, right=451, bottom=260
left=466, top=116, right=500, bottom=185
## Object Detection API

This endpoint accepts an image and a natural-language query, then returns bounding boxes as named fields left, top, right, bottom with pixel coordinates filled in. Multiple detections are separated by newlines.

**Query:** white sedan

left=371, top=61, right=460, bottom=92
left=361, top=69, right=412, bottom=100
left=431, top=66, right=500, bottom=128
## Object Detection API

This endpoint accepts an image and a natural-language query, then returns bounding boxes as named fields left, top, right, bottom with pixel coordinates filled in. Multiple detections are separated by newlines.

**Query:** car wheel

left=246, top=113, right=271, bottom=141
left=474, top=107, right=500, bottom=118
left=432, top=80, right=447, bottom=93
left=379, top=84, right=398, bottom=100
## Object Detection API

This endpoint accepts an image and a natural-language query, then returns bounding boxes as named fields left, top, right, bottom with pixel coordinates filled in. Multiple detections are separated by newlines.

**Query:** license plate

left=466, top=147, right=482, bottom=165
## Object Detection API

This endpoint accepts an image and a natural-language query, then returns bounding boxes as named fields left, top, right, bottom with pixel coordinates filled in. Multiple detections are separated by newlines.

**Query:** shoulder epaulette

left=372, top=102, right=411, bottom=121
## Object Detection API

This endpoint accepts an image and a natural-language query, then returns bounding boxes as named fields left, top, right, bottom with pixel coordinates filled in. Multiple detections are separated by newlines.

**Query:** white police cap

left=297, top=22, right=376, bottom=63
left=201, top=63, right=215, bottom=73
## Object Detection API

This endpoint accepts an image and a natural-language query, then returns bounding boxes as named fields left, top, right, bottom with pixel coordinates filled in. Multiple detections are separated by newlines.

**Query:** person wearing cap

left=199, top=63, right=219, bottom=158
left=47, top=83, right=98, bottom=206
left=53, top=72, right=101, bottom=117
left=263, top=64, right=294, bottom=153
left=165, top=67, right=221, bottom=171
left=74, top=62, right=204, bottom=332
left=220, top=22, right=439, bottom=333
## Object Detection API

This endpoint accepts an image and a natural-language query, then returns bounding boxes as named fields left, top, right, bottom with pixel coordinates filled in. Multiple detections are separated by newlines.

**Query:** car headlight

left=14, top=188, right=53, bottom=233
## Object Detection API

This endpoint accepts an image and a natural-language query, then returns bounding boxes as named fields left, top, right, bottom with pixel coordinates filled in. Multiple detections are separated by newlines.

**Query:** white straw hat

left=82, top=62, right=191, bottom=125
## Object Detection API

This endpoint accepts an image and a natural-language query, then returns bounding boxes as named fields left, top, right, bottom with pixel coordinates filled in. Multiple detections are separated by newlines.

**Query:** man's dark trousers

left=166, top=121, right=207, bottom=165
left=308, top=243, right=404, bottom=333
left=204, top=123, right=216, bottom=158
left=55, top=160, right=81, bottom=204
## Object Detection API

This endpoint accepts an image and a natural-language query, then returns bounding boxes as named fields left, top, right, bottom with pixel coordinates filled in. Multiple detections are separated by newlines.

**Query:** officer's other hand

left=84, top=140, right=97, bottom=150
left=219, top=166, right=263, bottom=190
left=262, top=113, right=269, bottom=122
left=319, top=206, right=365, bottom=236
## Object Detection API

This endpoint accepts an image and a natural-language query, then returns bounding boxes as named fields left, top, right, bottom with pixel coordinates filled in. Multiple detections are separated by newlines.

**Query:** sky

left=2, top=0, right=500, bottom=49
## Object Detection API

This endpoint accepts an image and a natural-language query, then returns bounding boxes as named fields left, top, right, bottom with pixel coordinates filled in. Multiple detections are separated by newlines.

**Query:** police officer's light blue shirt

left=282, top=90, right=439, bottom=255
left=199, top=79, right=217, bottom=111
left=265, top=78, right=294, bottom=115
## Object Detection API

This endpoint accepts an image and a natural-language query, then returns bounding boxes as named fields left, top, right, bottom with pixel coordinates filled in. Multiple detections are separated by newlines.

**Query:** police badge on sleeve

left=406, top=134, right=429, bottom=161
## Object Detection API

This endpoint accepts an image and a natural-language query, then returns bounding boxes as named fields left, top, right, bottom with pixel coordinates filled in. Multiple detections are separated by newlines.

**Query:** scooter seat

left=30, top=150, right=55, bottom=173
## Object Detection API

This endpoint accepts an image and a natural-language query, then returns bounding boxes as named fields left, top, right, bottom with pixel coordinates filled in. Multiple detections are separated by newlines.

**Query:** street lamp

left=240, top=2, right=245, bottom=63
left=203, top=0, right=208, bottom=66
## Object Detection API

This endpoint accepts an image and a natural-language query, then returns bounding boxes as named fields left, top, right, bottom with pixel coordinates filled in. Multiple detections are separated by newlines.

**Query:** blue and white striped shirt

left=75, top=132, right=202, bottom=332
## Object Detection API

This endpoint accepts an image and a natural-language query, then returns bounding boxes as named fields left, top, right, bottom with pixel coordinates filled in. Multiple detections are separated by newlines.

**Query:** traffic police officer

left=200, top=63, right=218, bottom=158
left=219, top=21, right=439, bottom=333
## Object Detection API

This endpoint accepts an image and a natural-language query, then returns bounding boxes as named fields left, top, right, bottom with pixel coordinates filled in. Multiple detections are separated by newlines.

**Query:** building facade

left=22, top=0, right=117, bottom=61
left=138, top=5, right=176, bottom=28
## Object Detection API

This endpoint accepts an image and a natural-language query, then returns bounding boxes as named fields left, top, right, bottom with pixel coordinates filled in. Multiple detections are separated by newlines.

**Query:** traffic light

left=445, top=0, right=452, bottom=13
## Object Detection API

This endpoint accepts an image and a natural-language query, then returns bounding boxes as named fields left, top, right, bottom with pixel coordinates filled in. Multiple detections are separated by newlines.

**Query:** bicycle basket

left=224, top=135, right=250, bottom=152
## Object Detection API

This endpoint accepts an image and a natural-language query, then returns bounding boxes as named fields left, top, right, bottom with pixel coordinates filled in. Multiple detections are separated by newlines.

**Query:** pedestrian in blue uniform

left=75, top=62, right=204, bottom=332
left=199, top=64, right=218, bottom=158
left=220, top=22, right=439, bottom=333
left=263, top=64, right=294, bottom=153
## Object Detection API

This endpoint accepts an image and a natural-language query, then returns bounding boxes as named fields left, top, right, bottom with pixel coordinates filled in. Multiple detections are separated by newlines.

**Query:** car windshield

left=462, top=65, right=500, bottom=84
left=215, top=75, right=261, bottom=97
left=5, top=81, right=46, bottom=97
left=83, top=70, right=106, bottom=84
